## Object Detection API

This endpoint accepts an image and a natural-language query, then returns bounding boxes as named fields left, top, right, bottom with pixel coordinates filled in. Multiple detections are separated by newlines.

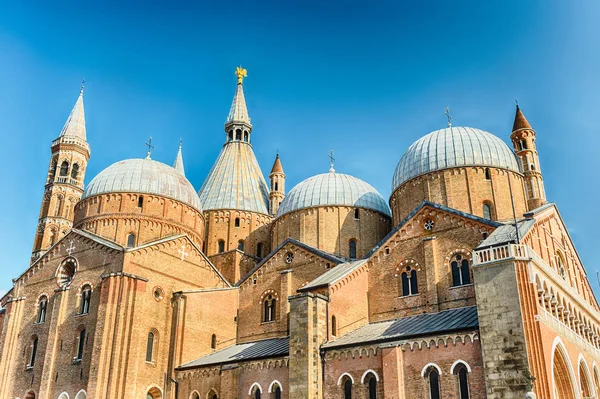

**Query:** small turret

left=173, top=139, right=185, bottom=176
left=510, top=105, right=546, bottom=210
left=269, top=154, right=285, bottom=216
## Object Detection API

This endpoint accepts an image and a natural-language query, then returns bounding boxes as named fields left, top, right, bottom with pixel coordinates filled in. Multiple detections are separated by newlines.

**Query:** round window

left=285, top=252, right=294, bottom=264
left=153, top=287, right=165, bottom=302
left=423, top=219, right=435, bottom=231
left=56, top=258, right=77, bottom=288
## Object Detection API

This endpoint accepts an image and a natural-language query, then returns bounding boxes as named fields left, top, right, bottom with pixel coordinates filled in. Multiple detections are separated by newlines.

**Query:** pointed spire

left=512, top=105, right=532, bottom=132
left=270, top=153, right=284, bottom=174
left=173, top=139, right=185, bottom=176
left=59, top=81, right=87, bottom=140
left=226, top=67, right=251, bottom=125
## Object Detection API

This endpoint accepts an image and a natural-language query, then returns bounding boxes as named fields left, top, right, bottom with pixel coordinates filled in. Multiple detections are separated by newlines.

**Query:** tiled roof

left=512, top=106, right=532, bottom=132
left=323, top=306, right=478, bottom=349
left=300, top=259, right=368, bottom=291
left=367, top=201, right=502, bottom=258
left=236, top=238, right=344, bottom=286
left=177, top=337, right=288, bottom=369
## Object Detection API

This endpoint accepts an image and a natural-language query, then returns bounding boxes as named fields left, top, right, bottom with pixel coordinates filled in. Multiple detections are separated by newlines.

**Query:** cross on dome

left=328, top=149, right=336, bottom=173
left=145, top=137, right=154, bottom=159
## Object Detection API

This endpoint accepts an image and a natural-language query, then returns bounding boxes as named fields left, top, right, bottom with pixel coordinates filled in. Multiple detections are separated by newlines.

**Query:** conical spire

left=173, top=139, right=185, bottom=176
left=226, top=67, right=251, bottom=125
left=60, top=82, right=87, bottom=140
left=270, top=153, right=284, bottom=174
left=512, top=105, right=532, bottom=132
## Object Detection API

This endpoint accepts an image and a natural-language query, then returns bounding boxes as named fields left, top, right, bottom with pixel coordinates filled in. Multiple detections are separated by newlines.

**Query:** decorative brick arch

left=551, top=337, right=579, bottom=399
left=258, top=289, right=279, bottom=304
left=268, top=380, right=282, bottom=392
left=337, top=372, right=355, bottom=385
left=74, top=390, right=87, bottom=399
left=248, top=382, right=262, bottom=395
left=421, top=363, right=443, bottom=377
left=450, top=360, right=472, bottom=374
left=361, top=369, right=380, bottom=383
left=578, top=354, right=593, bottom=399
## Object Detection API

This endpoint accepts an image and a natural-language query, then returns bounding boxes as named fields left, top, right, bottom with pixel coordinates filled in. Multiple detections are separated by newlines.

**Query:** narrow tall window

left=354, top=208, right=360, bottom=220
left=344, top=378, right=352, bottom=399
left=236, top=129, right=242, bottom=140
left=76, top=329, right=86, bottom=360
left=274, top=182, right=279, bottom=191
left=80, top=285, right=92, bottom=314
left=28, top=337, right=38, bottom=368
left=71, top=164, right=79, bottom=179
left=211, top=334, right=217, bottom=350
left=59, top=161, right=69, bottom=176
left=257, top=242, right=263, bottom=258
left=254, top=389, right=261, bottom=399
left=218, top=240, right=225, bottom=253
left=127, top=233, right=136, bottom=248
left=331, top=315, right=337, bottom=336
left=484, top=168, right=491, bottom=180
left=146, top=331, right=155, bottom=362
left=137, top=195, right=144, bottom=208
left=455, top=364, right=470, bottom=399
left=401, top=267, right=418, bottom=296
left=263, top=295, right=276, bottom=322
left=228, top=130, right=233, bottom=141
left=37, top=297, right=48, bottom=324
left=426, top=366, right=441, bottom=399
left=367, top=374, right=377, bottom=399
left=451, top=255, right=471, bottom=286
left=235, top=217, right=240, bottom=227
left=482, top=203, right=493, bottom=220
left=349, top=239, right=357, bottom=259
left=244, top=131, right=249, bottom=142
left=274, top=386, right=281, bottom=399
left=237, top=240, right=244, bottom=251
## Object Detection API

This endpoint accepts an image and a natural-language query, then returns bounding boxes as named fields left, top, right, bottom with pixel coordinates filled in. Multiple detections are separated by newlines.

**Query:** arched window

left=127, top=233, right=136, bottom=248
left=146, top=387, right=162, bottom=399
left=235, top=129, right=242, bottom=140
left=238, top=240, right=244, bottom=251
left=27, top=336, right=38, bottom=368
left=556, top=251, right=566, bottom=278
left=59, top=161, right=69, bottom=176
left=71, top=163, right=79, bottom=179
left=55, top=195, right=64, bottom=217
left=274, top=385, right=281, bottom=399
left=76, top=328, right=86, bottom=360
left=401, top=267, right=418, bottom=296
left=344, top=378, right=352, bottom=399
left=235, top=217, right=240, bottom=227
left=354, top=208, right=360, bottom=220
left=349, top=239, right=357, bottom=259
left=257, top=242, right=263, bottom=258
left=255, top=390, right=261, bottom=399
left=80, top=285, right=92, bottom=315
left=146, top=331, right=155, bottom=362
left=274, top=182, right=279, bottom=191
left=24, top=390, right=36, bottom=399
left=218, top=240, right=225, bottom=253
left=263, top=295, right=276, bottom=322
left=228, top=130, right=233, bottom=141
left=425, top=366, right=441, bottom=399
left=211, top=334, right=217, bottom=350
left=453, top=363, right=470, bottom=399
left=137, top=196, right=144, bottom=208
left=482, top=203, right=493, bottom=220
left=451, top=254, right=471, bottom=286
left=244, top=131, right=249, bottom=142
left=363, top=373, right=378, bottom=399
left=484, top=168, right=491, bottom=180
left=331, top=315, right=337, bottom=336
left=36, top=296, right=48, bottom=324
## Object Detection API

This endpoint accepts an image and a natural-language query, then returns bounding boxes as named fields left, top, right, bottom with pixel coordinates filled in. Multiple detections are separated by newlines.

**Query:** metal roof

left=59, top=87, right=86, bottom=141
left=277, top=171, right=391, bottom=218
left=323, top=306, right=478, bottom=349
left=83, top=158, right=202, bottom=212
left=226, top=83, right=251, bottom=124
left=477, top=219, right=536, bottom=248
left=392, top=127, right=521, bottom=191
left=300, top=259, right=368, bottom=291
left=177, top=337, right=289, bottom=369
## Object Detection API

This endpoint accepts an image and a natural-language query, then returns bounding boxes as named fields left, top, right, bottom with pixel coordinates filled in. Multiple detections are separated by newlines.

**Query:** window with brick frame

left=453, top=363, right=470, bottom=399
left=36, top=296, right=48, bottom=324
left=263, top=295, right=277, bottom=322
left=400, top=267, right=418, bottom=296
left=451, top=254, right=471, bottom=287
left=425, top=366, right=441, bottom=399
left=80, top=285, right=92, bottom=315
left=27, top=335, right=38, bottom=368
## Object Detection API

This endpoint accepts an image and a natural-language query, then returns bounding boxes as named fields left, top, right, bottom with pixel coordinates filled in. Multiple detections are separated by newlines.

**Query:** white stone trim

left=337, top=372, right=355, bottom=385
left=57, top=393, right=70, bottom=399
left=360, top=369, right=380, bottom=383
left=74, top=390, right=87, bottom=399
left=421, top=363, right=442, bottom=377
left=450, top=360, right=472, bottom=374
left=248, top=382, right=262, bottom=395
left=551, top=337, right=580, bottom=399
left=578, top=353, right=593, bottom=395
left=268, top=380, right=282, bottom=393
left=188, top=390, right=200, bottom=399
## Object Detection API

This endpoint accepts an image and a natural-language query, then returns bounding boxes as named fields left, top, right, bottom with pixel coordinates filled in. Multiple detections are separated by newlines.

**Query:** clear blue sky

left=1, top=1, right=599, bottom=297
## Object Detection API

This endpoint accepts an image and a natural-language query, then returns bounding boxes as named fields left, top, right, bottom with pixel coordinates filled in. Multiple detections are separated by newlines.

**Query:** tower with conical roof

left=510, top=105, right=546, bottom=210
left=173, top=139, right=185, bottom=175
left=31, top=83, right=91, bottom=261
left=269, top=154, right=285, bottom=216
left=198, top=68, right=271, bottom=262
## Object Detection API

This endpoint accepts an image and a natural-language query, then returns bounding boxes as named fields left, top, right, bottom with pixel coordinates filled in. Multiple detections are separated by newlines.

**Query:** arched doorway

left=147, top=387, right=162, bottom=399
left=552, top=343, right=577, bottom=399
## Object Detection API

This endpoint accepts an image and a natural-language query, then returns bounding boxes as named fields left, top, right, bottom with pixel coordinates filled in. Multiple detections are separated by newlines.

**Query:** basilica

left=0, top=68, right=598, bottom=399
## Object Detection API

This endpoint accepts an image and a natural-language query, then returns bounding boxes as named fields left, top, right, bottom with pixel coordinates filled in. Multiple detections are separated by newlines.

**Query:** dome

left=83, top=158, right=202, bottom=211
left=392, top=126, right=521, bottom=192
left=276, top=171, right=391, bottom=217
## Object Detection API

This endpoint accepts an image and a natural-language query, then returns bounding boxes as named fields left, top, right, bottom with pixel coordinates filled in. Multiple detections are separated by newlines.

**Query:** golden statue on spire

left=235, top=66, right=247, bottom=84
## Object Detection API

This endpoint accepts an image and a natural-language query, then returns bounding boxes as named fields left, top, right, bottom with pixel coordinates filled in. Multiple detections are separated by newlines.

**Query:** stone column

left=381, top=346, right=405, bottom=398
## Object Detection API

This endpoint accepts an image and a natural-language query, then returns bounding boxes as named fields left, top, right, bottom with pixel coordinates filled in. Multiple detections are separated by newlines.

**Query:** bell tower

left=510, top=105, right=546, bottom=211
left=269, top=154, right=285, bottom=215
left=31, top=83, right=91, bottom=261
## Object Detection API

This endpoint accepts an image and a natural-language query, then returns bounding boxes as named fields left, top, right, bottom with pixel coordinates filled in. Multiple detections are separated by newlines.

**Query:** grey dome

left=277, top=171, right=391, bottom=218
left=392, top=126, right=521, bottom=192
left=83, top=158, right=202, bottom=211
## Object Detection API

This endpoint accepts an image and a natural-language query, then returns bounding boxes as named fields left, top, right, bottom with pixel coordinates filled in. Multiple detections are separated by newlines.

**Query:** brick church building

left=0, top=68, right=598, bottom=399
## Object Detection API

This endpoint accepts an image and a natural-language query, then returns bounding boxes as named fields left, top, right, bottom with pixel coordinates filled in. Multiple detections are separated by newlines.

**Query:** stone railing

left=473, top=243, right=529, bottom=266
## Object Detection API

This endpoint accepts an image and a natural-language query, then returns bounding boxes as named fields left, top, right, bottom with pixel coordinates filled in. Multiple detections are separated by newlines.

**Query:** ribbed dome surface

left=392, top=126, right=521, bottom=191
left=277, top=172, right=391, bottom=217
left=83, top=158, right=202, bottom=211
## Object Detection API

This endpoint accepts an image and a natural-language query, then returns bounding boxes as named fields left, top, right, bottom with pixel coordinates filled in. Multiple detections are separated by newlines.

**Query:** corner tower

left=198, top=68, right=271, bottom=262
left=269, top=154, right=285, bottom=216
left=510, top=105, right=546, bottom=210
left=31, top=83, right=90, bottom=261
